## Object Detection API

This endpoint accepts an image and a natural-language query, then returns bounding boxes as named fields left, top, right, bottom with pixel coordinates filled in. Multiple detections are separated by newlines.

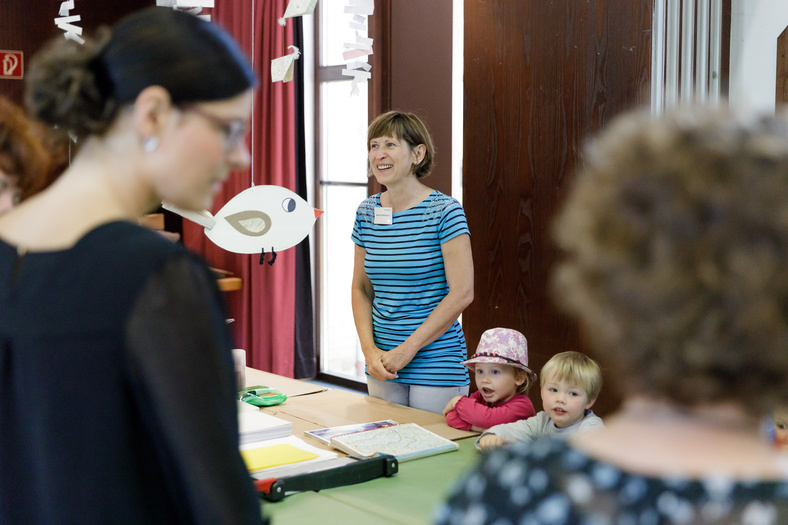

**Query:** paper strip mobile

left=342, top=0, right=374, bottom=95
left=156, top=0, right=214, bottom=21
left=155, top=0, right=215, bottom=7
left=55, top=1, right=84, bottom=44
left=349, top=14, right=366, bottom=30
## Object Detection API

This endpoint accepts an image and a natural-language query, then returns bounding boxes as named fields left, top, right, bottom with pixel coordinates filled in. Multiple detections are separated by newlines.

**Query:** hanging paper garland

left=342, top=0, right=374, bottom=96
left=156, top=0, right=215, bottom=21
left=278, top=0, right=318, bottom=26
left=271, top=45, right=301, bottom=83
left=55, top=1, right=84, bottom=44
left=272, top=0, right=317, bottom=84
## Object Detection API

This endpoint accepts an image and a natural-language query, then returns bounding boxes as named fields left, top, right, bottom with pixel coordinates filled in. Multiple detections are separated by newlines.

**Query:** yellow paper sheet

left=240, top=443, right=319, bottom=471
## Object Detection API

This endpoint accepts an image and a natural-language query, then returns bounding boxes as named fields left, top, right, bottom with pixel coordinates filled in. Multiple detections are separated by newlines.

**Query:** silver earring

left=143, top=136, right=159, bottom=153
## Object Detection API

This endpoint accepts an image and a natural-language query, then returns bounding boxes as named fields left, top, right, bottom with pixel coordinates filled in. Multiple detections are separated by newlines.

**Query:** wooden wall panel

left=463, top=0, right=652, bottom=415
left=0, top=1, right=155, bottom=106
left=390, top=0, right=453, bottom=197
left=368, top=0, right=454, bottom=197
left=779, top=25, right=788, bottom=106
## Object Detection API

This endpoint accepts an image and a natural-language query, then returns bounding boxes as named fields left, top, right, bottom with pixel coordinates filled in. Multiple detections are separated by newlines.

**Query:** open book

left=329, top=423, right=458, bottom=461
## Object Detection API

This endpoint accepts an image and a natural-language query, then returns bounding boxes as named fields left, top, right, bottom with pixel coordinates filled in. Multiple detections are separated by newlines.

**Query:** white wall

left=729, top=0, right=788, bottom=111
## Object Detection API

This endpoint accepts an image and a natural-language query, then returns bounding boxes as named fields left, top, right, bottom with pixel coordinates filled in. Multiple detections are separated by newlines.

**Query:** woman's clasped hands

left=364, top=345, right=415, bottom=381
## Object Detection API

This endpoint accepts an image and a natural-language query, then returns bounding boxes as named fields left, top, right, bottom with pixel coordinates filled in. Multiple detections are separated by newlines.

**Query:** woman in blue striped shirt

left=351, top=111, right=474, bottom=413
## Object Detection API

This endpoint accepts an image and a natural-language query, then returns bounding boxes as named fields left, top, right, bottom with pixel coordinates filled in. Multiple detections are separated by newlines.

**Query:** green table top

left=261, top=437, right=480, bottom=524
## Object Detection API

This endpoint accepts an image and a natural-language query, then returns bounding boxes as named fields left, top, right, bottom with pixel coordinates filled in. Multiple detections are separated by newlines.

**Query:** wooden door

left=462, top=0, right=653, bottom=415
left=779, top=25, right=788, bottom=106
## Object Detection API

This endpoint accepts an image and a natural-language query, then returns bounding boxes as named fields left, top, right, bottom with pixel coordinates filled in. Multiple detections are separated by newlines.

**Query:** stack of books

left=237, top=401, right=339, bottom=475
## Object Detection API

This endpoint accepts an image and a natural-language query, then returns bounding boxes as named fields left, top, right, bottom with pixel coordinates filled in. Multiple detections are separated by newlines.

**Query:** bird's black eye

left=282, top=198, right=296, bottom=213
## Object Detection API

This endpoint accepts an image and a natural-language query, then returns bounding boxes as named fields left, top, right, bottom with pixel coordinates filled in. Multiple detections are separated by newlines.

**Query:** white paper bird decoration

left=163, top=185, right=323, bottom=265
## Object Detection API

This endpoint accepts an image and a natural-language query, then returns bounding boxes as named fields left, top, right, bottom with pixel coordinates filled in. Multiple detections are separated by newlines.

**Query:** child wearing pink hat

left=443, top=328, right=537, bottom=431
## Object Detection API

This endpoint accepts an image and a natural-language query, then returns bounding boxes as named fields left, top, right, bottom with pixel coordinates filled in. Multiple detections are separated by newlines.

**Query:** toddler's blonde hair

left=513, top=367, right=534, bottom=395
left=540, top=351, right=602, bottom=400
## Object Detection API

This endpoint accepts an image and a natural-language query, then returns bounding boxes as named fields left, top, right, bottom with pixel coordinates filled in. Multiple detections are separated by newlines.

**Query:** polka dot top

left=435, top=438, right=788, bottom=524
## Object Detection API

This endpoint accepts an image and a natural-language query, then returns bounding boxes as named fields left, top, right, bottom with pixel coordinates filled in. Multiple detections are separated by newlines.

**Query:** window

left=310, top=2, right=464, bottom=386
left=313, top=2, right=370, bottom=384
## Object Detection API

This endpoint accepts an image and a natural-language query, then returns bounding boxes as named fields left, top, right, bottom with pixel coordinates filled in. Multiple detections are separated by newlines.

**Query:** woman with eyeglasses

left=0, top=8, right=266, bottom=524
left=0, top=96, right=51, bottom=215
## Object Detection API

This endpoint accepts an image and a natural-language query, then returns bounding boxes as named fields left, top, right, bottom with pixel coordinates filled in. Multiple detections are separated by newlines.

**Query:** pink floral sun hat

left=462, top=327, right=537, bottom=382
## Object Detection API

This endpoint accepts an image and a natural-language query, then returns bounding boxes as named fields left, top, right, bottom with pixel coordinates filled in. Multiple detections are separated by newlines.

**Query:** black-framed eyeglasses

left=179, top=104, right=249, bottom=152
left=0, top=178, right=21, bottom=207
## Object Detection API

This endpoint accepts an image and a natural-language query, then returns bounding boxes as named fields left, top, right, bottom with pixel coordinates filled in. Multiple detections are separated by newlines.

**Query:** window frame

left=311, top=2, right=392, bottom=390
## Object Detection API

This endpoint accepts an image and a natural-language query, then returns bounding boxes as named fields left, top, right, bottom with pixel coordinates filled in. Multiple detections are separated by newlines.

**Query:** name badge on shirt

left=374, top=207, right=393, bottom=225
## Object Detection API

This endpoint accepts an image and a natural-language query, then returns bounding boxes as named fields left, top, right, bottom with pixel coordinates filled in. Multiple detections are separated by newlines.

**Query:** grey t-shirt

left=477, top=410, right=604, bottom=448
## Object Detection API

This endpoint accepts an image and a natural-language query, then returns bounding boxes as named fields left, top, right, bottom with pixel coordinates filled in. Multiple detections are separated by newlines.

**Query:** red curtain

left=183, top=0, right=297, bottom=377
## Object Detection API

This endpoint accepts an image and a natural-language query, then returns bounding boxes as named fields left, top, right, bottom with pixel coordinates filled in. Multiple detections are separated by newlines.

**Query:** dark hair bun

left=25, top=29, right=118, bottom=138
left=25, top=8, right=257, bottom=140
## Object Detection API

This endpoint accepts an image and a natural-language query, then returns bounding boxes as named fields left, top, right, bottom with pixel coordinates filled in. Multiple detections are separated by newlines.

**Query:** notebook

left=329, top=422, right=458, bottom=461
left=241, top=443, right=318, bottom=471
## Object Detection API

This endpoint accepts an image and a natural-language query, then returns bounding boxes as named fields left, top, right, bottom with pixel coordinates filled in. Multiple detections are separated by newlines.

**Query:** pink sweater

left=445, top=391, right=536, bottom=431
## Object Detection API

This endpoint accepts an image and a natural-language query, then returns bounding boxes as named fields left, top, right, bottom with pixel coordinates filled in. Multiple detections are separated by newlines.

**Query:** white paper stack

left=237, top=401, right=292, bottom=444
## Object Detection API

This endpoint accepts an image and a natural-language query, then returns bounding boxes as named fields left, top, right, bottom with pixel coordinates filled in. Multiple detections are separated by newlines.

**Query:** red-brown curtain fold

left=183, top=0, right=297, bottom=377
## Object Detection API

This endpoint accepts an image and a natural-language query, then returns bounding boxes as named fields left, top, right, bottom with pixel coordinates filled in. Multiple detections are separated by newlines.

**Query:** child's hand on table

left=478, top=433, right=513, bottom=451
left=443, top=395, right=463, bottom=416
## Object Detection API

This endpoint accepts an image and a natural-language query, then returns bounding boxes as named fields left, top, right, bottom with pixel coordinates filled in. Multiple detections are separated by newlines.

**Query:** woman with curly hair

left=0, top=96, right=51, bottom=214
left=0, top=8, right=265, bottom=524
left=437, top=107, right=788, bottom=524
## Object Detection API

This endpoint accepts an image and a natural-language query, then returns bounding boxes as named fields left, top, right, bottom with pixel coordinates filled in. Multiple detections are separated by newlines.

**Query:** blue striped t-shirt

left=351, top=190, right=471, bottom=387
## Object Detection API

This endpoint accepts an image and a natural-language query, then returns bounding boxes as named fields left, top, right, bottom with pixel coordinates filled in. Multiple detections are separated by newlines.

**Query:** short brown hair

left=0, top=96, right=50, bottom=202
left=551, top=107, right=788, bottom=414
left=367, top=110, right=435, bottom=178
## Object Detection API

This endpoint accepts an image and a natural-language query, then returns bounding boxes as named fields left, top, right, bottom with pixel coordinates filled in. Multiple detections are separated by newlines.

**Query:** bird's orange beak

left=314, top=209, right=324, bottom=218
